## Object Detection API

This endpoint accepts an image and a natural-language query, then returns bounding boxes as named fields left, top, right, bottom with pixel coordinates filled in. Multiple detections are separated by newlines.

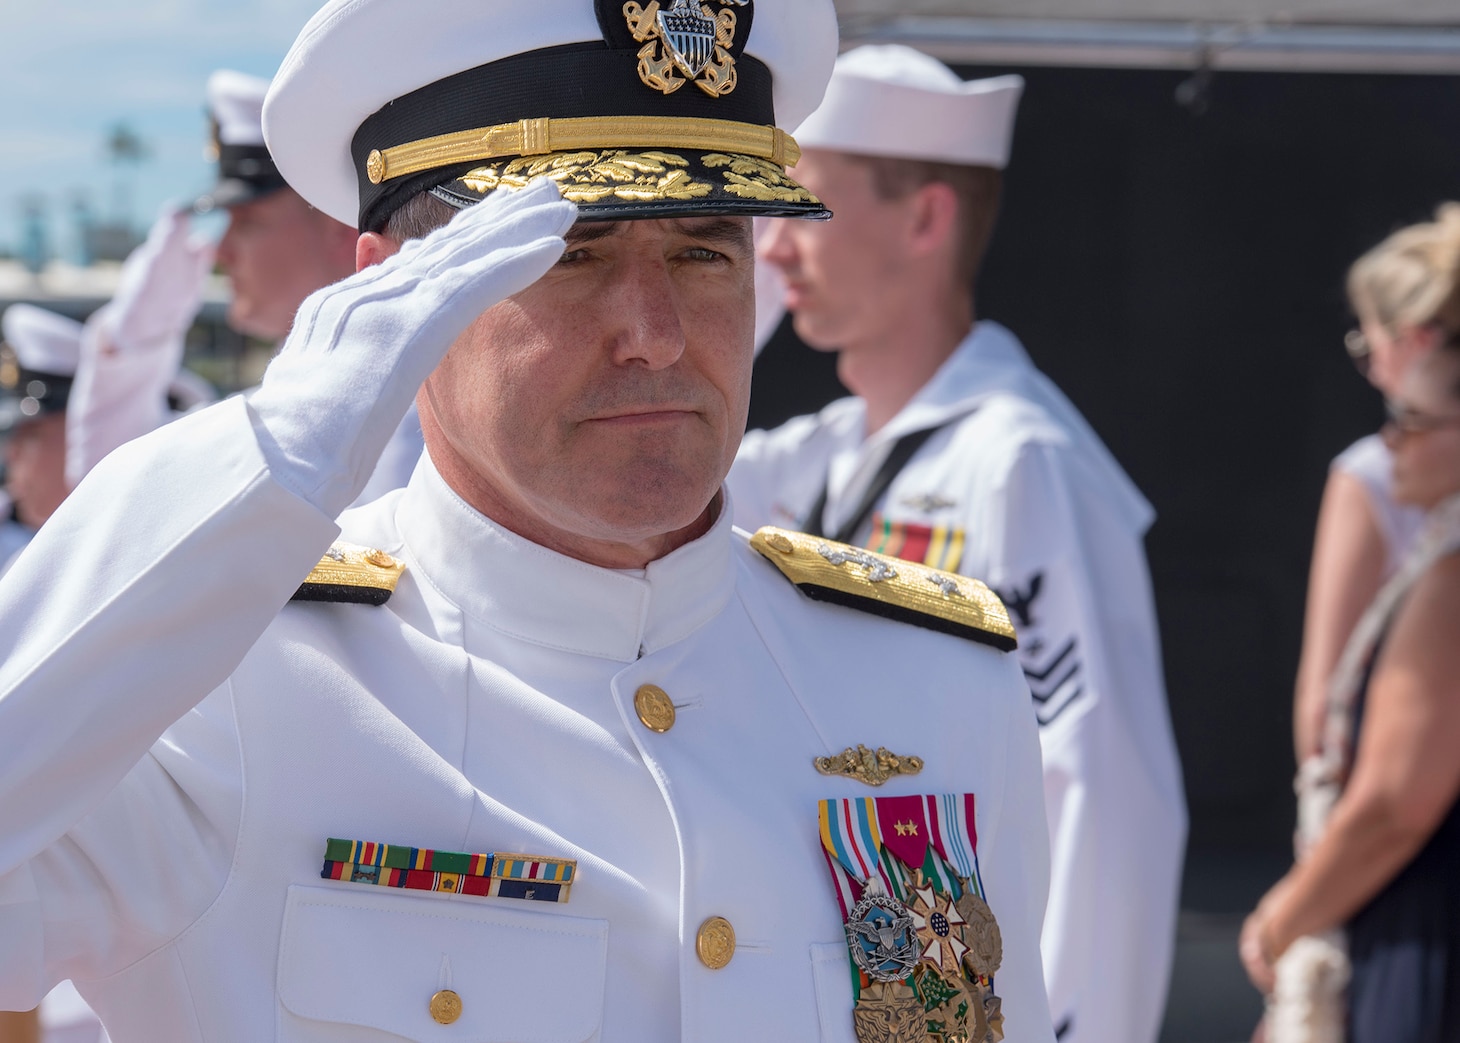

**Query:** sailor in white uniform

left=729, top=45, right=1187, bottom=1043
left=0, top=5, right=1055, bottom=1042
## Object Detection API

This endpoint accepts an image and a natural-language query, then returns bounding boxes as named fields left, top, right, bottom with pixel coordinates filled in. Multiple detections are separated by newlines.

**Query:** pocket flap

left=811, top=941, right=856, bottom=1043
left=278, top=884, right=607, bottom=1042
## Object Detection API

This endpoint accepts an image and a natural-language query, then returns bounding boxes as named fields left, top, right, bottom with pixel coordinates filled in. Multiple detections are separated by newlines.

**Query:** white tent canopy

left=835, top=0, right=1460, bottom=73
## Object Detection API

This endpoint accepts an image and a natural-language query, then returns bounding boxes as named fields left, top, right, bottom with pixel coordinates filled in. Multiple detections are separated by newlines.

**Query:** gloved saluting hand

left=249, top=177, right=576, bottom=519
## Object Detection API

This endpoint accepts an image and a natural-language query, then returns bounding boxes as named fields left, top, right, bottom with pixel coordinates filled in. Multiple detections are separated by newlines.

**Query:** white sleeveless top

left=1332, top=433, right=1427, bottom=580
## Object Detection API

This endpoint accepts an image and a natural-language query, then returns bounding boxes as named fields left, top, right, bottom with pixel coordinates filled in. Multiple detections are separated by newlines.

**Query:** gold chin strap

left=365, top=115, right=800, bottom=185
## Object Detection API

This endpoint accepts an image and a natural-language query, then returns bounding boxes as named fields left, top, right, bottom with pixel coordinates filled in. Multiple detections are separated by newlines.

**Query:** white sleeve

left=982, top=443, right=1185, bottom=1043
left=728, top=413, right=836, bottom=532
left=0, top=396, right=339, bottom=1007
left=64, top=305, right=180, bottom=487
left=974, top=653, right=1057, bottom=1043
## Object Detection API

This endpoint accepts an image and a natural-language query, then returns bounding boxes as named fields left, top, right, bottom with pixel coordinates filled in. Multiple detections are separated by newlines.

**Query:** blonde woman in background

left=1292, top=206, right=1460, bottom=762
left=1244, top=331, right=1460, bottom=1038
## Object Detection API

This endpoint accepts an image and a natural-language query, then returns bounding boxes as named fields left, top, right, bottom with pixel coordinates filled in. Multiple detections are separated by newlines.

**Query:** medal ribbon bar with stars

left=873, top=794, right=958, bottom=897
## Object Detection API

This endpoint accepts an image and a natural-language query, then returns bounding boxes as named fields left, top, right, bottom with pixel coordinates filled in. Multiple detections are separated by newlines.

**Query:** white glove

left=66, top=208, right=216, bottom=486
left=101, top=207, right=215, bottom=354
left=249, top=178, right=576, bottom=518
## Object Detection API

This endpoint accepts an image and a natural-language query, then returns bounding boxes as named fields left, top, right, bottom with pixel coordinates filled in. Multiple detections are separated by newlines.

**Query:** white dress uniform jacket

left=0, top=520, right=30, bottom=579
left=0, top=395, right=1054, bottom=1043
left=730, top=321, right=1188, bottom=1043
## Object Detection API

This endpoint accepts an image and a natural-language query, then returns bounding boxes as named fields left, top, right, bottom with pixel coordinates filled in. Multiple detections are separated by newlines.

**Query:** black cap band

left=0, top=368, right=73, bottom=431
left=351, top=41, right=774, bottom=231
left=218, top=143, right=286, bottom=192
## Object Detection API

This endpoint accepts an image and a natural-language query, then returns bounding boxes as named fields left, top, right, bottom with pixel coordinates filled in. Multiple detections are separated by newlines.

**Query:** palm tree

left=104, top=122, right=151, bottom=229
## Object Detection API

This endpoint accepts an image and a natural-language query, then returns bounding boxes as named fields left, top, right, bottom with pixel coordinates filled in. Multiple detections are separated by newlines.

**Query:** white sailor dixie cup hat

left=0, top=304, right=83, bottom=433
left=793, top=45, right=1024, bottom=170
left=196, top=70, right=288, bottom=212
left=264, top=0, right=839, bottom=232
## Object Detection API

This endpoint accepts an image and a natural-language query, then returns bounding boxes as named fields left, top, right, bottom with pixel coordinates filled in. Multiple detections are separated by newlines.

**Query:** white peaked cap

left=2, top=304, right=83, bottom=377
left=793, top=45, right=1024, bottom=169
left=264, top=0, right=840, bottom=228
left=208, top=70, right=270, bottom=148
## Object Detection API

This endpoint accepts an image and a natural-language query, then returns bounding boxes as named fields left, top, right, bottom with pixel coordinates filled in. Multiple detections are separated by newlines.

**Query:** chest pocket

left=277, top=885, right=607, bottom=1042
left=811, top=942, right=858, bottom=1043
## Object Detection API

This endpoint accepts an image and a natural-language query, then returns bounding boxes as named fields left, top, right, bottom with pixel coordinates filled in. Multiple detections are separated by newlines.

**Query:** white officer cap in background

left=793, top=45, right=1024, bottom=169
left=265, top=0, right=841, bottom=232
left=197, top=70, right=287, bottom=212
left=0, top=304, right=83, bottom=429
left=2, top=305, right=82, bottom=379
left=208, top=70, right=269, bottom=148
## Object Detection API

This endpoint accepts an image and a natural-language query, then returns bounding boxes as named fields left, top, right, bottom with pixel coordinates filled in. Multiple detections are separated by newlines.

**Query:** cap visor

left=431, top=148, right=830, bottom=221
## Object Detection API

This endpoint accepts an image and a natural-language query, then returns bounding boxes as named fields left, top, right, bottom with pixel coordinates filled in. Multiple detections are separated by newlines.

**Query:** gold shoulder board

left=750, top=527, right=1017, bottom=652
left=292, top=542, right=406, bottom=607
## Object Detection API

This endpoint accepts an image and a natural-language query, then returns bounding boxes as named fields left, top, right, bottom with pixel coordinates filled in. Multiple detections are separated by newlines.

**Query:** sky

left=1, top=0, right=325, bottom=260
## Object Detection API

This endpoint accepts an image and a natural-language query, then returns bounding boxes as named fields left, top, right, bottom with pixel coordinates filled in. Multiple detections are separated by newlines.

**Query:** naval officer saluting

left=0, top=2, right=1054, bottom=1040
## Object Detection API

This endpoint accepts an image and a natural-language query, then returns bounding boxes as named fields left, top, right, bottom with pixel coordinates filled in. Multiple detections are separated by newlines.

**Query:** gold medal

left=954, top=892, right=1003, bottom=979
left=852, top=979, right=925, bottom=1043
left=981, top=989, right=1005, bottom=1042
left=914, top=964, right=987, bottom=1043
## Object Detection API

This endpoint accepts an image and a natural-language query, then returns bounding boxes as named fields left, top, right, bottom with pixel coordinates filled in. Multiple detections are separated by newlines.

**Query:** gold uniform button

left=634, top=684, right=676, bottom=733
left=696, top=916, right=736, bottom=970
left=429, top=989, right=462, bottom=1025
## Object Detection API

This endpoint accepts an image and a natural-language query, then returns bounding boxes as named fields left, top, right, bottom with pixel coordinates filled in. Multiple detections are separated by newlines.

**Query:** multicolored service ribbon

left=819, top=796, right=900, bottom=903
left=321, top=838, right=575, bottom=904
left=928, top=792, right=986, bottom=900
left=866, top=515, right=966, bottom=573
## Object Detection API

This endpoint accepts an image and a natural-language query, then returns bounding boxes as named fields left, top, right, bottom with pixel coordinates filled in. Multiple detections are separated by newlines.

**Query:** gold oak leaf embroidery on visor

left=462, top=151, right=713, bottom=203
left=702, top=153, right=817, bottom=203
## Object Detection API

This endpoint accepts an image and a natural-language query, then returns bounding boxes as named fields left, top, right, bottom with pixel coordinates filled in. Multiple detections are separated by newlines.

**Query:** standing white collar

left=394, top=454, right=739, bottom=662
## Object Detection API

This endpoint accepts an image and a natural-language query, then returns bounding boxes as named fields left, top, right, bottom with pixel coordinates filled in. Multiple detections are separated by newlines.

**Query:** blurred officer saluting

left=198, top=69, right=360, bottom=344
left=65, top=70, right=422, bottom=506
left=205, top=69, right=423, bottom=502
left=730, top=45, right=1188, bottom=1043
left=0, top=4, right=1055, bottom=1042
